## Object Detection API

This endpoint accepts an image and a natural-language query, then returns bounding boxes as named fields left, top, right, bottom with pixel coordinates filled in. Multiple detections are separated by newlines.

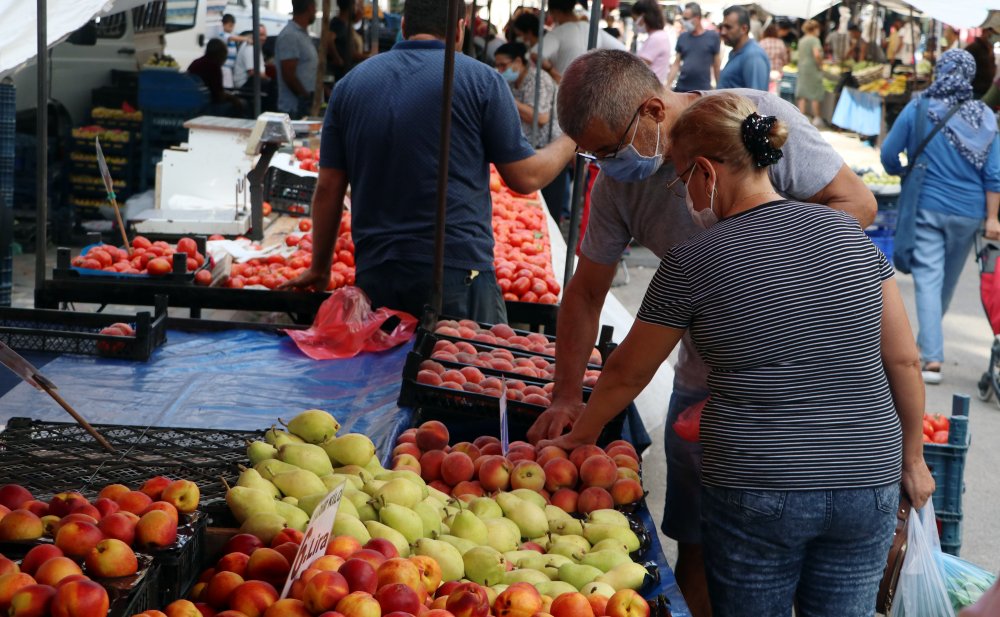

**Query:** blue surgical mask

left=501, top=67, right=519, bottom=83
left=682, top=18, right=695, bottom=32
left=598, top=119, right=664, bottom=183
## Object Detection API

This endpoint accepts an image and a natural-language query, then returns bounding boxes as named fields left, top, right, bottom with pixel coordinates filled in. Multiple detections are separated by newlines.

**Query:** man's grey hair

left=684, top=2, right=702, bottom=18
left=557, top=50, right=662, bottom=139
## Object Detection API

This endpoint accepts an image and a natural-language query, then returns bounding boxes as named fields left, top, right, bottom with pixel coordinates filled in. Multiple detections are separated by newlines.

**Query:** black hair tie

left=741, top=112, right=783, bottom=168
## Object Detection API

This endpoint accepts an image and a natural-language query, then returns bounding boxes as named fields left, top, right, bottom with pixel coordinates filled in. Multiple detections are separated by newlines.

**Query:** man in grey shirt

left=275, top=0, right=319, bottom=118
left=527, top=50, right=876, bottom=617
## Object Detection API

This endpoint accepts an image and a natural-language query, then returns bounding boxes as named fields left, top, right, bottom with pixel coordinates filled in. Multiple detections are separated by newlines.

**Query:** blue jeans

left=912, top=208, right=980, bottom=363
left=661, top=384, right=710, bottom=543
left=701, top=483, right=899, bottom=617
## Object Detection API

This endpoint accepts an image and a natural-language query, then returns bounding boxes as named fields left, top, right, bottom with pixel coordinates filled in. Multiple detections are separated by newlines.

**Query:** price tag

left=500, top=377, right=509, bottom=456
left=280, top=481, right=346, bottom=598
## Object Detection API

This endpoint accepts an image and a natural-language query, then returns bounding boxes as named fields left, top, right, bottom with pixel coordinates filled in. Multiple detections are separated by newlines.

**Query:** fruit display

left=70, top=237, right=209, bottom=278
left=859, top=74, right=908, bottom=96
left=294, top=147, right=320, bottom=173
left=923, top=413, right=950, bottom=444
left=144, top=54, right=179, bottom=69
left=859, top=171, right=900, bottom=187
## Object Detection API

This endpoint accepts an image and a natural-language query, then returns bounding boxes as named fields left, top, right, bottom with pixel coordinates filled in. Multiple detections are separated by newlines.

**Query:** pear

left=450, top=510, right=489, bottom=546
left=323, top=434, right=376, bottom=466
left=557, top=534, right=592, bottom=553
left=482, top=518, right=519, bottom=553
left=282, top=409, right=340, bottom=443
left=265, top=426, right=304, bottom=445
left=502, top=500, right=548, bottom=539
left=323, top=473, right=362, bottom=491
left=255, top=459, right=299, bottom=482
left=503, top=569, right=551, bottom=586
left=594, top=562, right=649, bottom=591
left=578, top=549, right=634, bottom=572
left=545, top=505, right=572, bottom=522
left=297, top=493, right=328, bottom=517
left=376, top=470, right=428, bottom=491
left=514, top=554, right=559, bottom=579
left=379, top=504, right=425, bottom=544
left=438, top=534, right=478, bottom=555
left=510, top=489, right=548, bottom=509
left=282, top=496, right=298, bottom=505
left=364, top=520, right=410, bottom=556
left=413, top=500, right=443, bottom=537
left=333, top=512, right=371, bottom=544
left=226, top=486, right=277, bottom=524
left=413, top=538, right=465, bottom=582
left=583, top=524, right=640, bottom=553
left=240, top=512, right=287, bottom=544
left=237, top=467, right=281, bottom=499
left=271, top=469, right=327, bottom=499
left=549, top=518, right=584, bottom=536
left=247, top=441, right=278, bottom=465
left=529, top=535, right=552, bottom=550
left=469, top=497, right=503, bottom=520
left=558, top=563, right=603, bottom=590
left=463, top=546, right=507, bottom=586
left=427, top=486, right=452, bottom=503
left=374, top=478, right=422, bottom=509
left=589, top=538, right=631, bottom=553
left=278, top=443, right=334, bottom=477
left=275, top=500, right=310, bottom=531
left=336, top=466, right=374, bottom=483
left=580, top=581, right=618, bottom=597
left=363, top=456, right=386, bottom=475
left=337, top=494, right=360, bottom=519
left=587, top=509, right=631, bottom=527
left=495, top=518, right=523, bottom=544
left=362, top=479, right=388, bottom=497
left=502, top=550, right=543, bottom=566
left=537, top=581, right=579, bottom=598
left=347, top=491, right=378, bottom=522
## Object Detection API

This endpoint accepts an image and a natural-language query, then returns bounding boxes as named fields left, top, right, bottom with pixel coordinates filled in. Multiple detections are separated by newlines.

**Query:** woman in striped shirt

left=543, top=93, right=935, bottom=616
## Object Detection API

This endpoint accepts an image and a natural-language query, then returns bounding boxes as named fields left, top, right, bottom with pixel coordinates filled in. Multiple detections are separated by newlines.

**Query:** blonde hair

left=668, top=93, right=788, bottom=176
left=803, top=19, right=821, bottom=35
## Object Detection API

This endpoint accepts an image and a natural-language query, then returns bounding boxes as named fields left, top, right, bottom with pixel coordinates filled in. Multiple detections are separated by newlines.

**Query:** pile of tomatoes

left=295, top=146, right=319, bottom=172
left=923, top=412, right=950, bottom=444
left=71, top=236, right=211, bottom=284
left=490, top=169, right=560, bottom=304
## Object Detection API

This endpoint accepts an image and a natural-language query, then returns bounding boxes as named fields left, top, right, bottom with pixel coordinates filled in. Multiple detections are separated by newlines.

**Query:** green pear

left=374, top=478, right=423, bottom=509
left=337, top=494, right=360, bottom=518
left=275, top=500, right=310, bottom=531
left=239, top=512, right=287, bottom=544
left=247, top=441, right=278, bottom=466
left=587, top=509, right=631, bottom=527
left=549, top=518, right=584, bottom=536
left=503, top=569, right=551, bottom=586
left=413, top=538, right=465, bottom=582
left=333, top=512, right=371, bottom=544
left=413, top=500, right=443, bottom=537
left=529, top=535, right=552, bottom=550
left=463, top=546, right=507, bottom=586
left=438, top=534, right=477, bottom=555
left=237, top=467, right=281, bottom=499
left=282, top=496, right=298, bottom=505
left=335, top=466, right=374, bottom=483
left=362, top=479, right=388, bottom=497
left=578, top=549, right=634, bottom=572
left=557, top=534, right=592, bottom=553
left=537, top=581, right=579, bottom=598
left=510, top=489, right=547, bottom=509
left=594, top=562, right=649, bottom=591
left=379, top=503, right=425, bottom=544
left=494, top=518, right=523, bottom=545
left=450, top=510, right=489, bottom=546
left=323, top=473, right=362, bottom=491
left=255, top=459, right=299, bottom=482
left=502, top=500, right=548, bottom=539
left=279, top=443, right=335, bottom=477
left=347, top=491, right=378, bottom=521
left=513, top=554, right=559, bottom=579
left=502, top=550, right=543, bottom=566
left=323, top=434, right=376, bottom=467
left=297, top=493, right=328, bottom=517
left=226, top=486, right=277, bottom=524
left=549, top=542, right=586, bottom=559
left=589, top=538, right=631, bottom=553
left=282, top=409, right=340, bottom=443
left=363, top=456, right=385, bottom=475
left=364, top=520, right=410, bottom=556
left=265, top=426, right=304, bottom=445
left=271, top=468, right=327, bottom=499
left=579, top=581, right=618, bottom=597
left=427, top=486, right=452, bottom=503
left=558, top=563, right=603, bottom=590
left=376, top=470, right=428, bottom=491
left=583, top=524, right=640, bottom=553
left=469, top=497, right=503, bottom=520
left=545, top=505, right=573, bottom=522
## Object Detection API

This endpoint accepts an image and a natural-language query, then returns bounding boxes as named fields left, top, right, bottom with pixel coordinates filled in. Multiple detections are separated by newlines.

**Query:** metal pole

left=252, top=0, right=261, bottom=117
left=370, top=0, right=380, bottom=54
left=531, top=0, right=546, bottom=137
left=35, top=0, right=48, bottom=293
left=432, top=0, right=460, bottom=314
left=562, top=0, right=602, bottom=288
left=907, top=6, right=916, bottom=68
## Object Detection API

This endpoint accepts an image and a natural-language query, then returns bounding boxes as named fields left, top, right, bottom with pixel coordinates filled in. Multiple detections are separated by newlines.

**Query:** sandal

left=922, top=363, right=942, bottom=385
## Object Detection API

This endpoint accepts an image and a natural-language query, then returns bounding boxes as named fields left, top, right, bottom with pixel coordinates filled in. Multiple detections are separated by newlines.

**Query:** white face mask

left=635, top=18, right=647, bottom=34
left=684, top=165, right=719, bottom=230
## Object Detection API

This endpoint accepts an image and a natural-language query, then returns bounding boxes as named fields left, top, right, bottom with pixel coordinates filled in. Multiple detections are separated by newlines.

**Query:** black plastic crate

left=103, top=554, right=159, bottom=617
left=504, top=300, right=559, bottom=334
left=149, top=512, right=208, bottom=605
left=264, top=167, right=315, bottom=215
left=0, top=298, right=167, bottom=361
left=0, top=418, right=264, bottom=504
left=54, top=242, right=213, bottom=285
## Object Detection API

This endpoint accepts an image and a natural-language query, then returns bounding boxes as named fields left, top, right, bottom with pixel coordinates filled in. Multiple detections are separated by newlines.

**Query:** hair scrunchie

left=741, top=112, right=783, bottom=168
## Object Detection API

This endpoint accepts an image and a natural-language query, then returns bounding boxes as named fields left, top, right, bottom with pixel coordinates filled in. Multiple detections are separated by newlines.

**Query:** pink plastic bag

left=285, top=286, right=418, bottom=360
left=673, top=397, right=708, bottom=442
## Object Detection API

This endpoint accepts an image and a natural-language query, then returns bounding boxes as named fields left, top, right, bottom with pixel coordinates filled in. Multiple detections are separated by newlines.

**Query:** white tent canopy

left=735, top=0, right=994, bottom=28
left=0, top=0, right=151, bottom=76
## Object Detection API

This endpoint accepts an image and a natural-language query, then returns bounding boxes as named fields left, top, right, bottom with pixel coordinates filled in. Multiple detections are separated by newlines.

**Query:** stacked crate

left=0, top=84, right=13, bottom=306
left=68, top=112, right=141, bottom=217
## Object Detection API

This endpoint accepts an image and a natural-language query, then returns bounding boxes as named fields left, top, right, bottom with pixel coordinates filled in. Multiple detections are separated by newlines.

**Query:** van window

left=95, top=12, right=127, bottom=39
left=133, top=1, right=167, bottom=33
left=166, top=0, right=199, bottom=33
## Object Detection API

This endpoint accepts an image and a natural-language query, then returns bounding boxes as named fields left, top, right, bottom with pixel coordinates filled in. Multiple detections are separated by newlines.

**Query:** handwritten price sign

left=280, top=481, right=346, bottom=598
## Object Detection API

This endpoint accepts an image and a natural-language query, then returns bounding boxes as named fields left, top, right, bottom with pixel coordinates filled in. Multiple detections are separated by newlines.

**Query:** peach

left=49, top=580, right=108, bottom=617
left=229, top=581, right=279, bottom=617
left=0, top=510, right=44, bottom=541
left=605, top=591, right=648, bottom=617
left=326, top=535, right=362, bottom=559
left=612, top=455, right=640, bottom=473
left=419, top=449, right=447, bottom=483
left=0, top=557, right=18, bottom=578
left=0, top=486, right=33, bottom=511
left=0, top=574, right=37, bottom=612
left=375, top=583, right=422, bottom=614
left=451, top=481, right=484, bottom=498
left=377, top=558, right=422, bottom=592
left=579, top=456, right=618, bottom=490
left=477, top=455, right=512, bottom=492
left=85, top=539, right=138, bottom=578
left=586, top=594, right=608, bottom=617
left=417, top=370, right=445, bottom=386
left=20, top=501, right=49, bottom=518
left=550, top=488, right=579, bottom=514
left=164, top=599, right=201, bottom=617
left=97, top=484, right=130, bottom=502
left=346, top=549, right=386, bottom=572
left=415, top=421, right=450, bottom=451
left=54, top=521, right=103, bottom=559
left=310, top=555, right=345, bottom=572
left=9, top=584, right=57, bottom=617
left=287, top=568, right=322, bottom=601
left=605, top=445, right=638, bottom=463
left=91, top=498, right=119, bottom=519
left=334, top=591, right=381, bottom=617
left=116, top=491, right=154, bottom=515
left=506, top=444, right=536, bottom=463
left=535, top=446, right=569, bottom=467
left=551, top=594, right=594, bottom=617
left=303, top=571, right=350, bottom=614
left=135, top=509, right=178, bottom=549
left=616, top=468, right=641, bottom=483
left=48, top=494, right=88, bottom=519
left=569, top=445, right=606, bottom=470
left=610, top=479, right=644, bottom=506
left=441, top=452, right=475, bottom=486
left=338, top=559, right=377, bottom=594
left=543, top=458, right=579, bottom=492
left=247, top=548, right=291, bottom=588
left=398, top=429, right=418, bottom=444
left=493, top=583, right=543, bottom=617
left=451, top=442, right=481, bottom=461
left=223, top=534, right=265, bottom=556
left=190, top=582, right=207, bottom=602
left=68, top=503, right=102, bottom=521
left=409, top=555, right=442, bottom=597
left=577, top=487, right=614, bottom=515
left=140, top=476, right=173, bottom=500
left=162, top=480, right=200, bottom=514
left=270, top=528, right=304, bottom=548
left=216, top=552, right=251, bottom=577
left=392, top=453, right=422, bottom=474
left=510, top=461, right=546, bottom=491
left=20, top=546, right=63, bottom=577
left=479, top=442, right=503, bottom=456
left=33, top=558, right=82, bottom=588
left=98, top=512, right=136, bottom=545
left=393, top=443, right=422, bottom=460
left=445, top=583, right=490, bottom=617
left=194, top=605, right=216, bottom=617
left=263, top=598, right=312, bottom=617
left=143, top=501, right=180, bottom=525
left=205, top=571, right=245, bottom=609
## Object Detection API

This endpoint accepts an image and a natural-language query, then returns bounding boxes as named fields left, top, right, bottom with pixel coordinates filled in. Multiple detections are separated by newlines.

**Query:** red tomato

left=186, top=257, right=198, bottom=271
left=530, top=279, right=548, bottom=296
left=194, top=270, right=212, bottom=286
left=81, top=258, right=102, bottom=270
left=922, top=420, right=934, bottom=437
left=923, top=433, right=932, bottom=443
left=132, top=236, right=152, bottom=250
left=229, top=276, right=245, bottom=288
left=262, top=201, right=273, bottom=216
left=299, top=219, right=313, bottom=232
left=146, top=257, right=172, bottom=276
left=337, top=250, right=354, bottom=267
left=520, top=291, right=539, bottom=303
left=209, top=234, right=225, bottom=241
left=286, top=235, right=301, bottom=247
left=88, top=249, right=113, bottom=268
left=177, top=237, right=198, bottom=258
left=503, top=292, right=518, bottom=301
left=266, top=254, right=286, bottom=265
left=931, top=430, right=949, bottom=444
left=930, top=414, right=949, bottom=433
left=511, top=276, right=531, bottom=296
left=497, top=278, right=512, bottom=293
left=538, top=292, right=558, bottom=304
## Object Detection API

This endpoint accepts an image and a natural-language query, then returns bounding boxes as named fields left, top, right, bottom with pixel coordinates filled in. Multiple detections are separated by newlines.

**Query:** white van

left=165, top=0, right=290, bottom=70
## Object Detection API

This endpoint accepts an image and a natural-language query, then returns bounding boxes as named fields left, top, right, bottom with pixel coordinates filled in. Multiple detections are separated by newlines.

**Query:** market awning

left=906, top=1, right=995, bottom=29
left=0, top=0, right=151, bottom=76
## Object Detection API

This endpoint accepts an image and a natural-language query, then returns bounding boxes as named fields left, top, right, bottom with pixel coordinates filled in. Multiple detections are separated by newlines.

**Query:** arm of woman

left=541, top=321, right=684, bottom=449
left=880, top=277, right=935, bottom=507
left=880, top=101, right=913, bottom=176
left=515, top=100, right=550, bottom=126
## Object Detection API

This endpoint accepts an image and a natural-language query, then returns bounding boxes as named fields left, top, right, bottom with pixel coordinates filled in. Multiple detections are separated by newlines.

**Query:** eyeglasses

left=575, top=102, right=646, bottom=162
left=665, top=163, right=696, bottom=198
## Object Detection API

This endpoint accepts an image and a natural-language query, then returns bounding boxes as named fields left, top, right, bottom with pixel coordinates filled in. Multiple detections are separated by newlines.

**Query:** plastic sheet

left=0, top=328, right=410, bottom=457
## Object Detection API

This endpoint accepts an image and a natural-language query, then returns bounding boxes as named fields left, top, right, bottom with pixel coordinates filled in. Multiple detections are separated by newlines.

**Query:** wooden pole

left=39, top=383, right=116, bottom=453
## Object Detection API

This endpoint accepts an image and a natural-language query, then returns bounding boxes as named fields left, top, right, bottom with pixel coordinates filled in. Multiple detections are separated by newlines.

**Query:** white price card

left=280, top=481, right=346, bottom=598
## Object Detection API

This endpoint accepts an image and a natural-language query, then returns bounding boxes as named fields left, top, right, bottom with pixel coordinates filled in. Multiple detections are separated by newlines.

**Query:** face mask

left=684, top=165, right=719, bottom=230
left=682, top=19, right=695, bottom=32
left=635, top=19, right=647, bottom=34
left=501, top=67, right=519, bottom=82
left=598, top=118, right=664, bottom=183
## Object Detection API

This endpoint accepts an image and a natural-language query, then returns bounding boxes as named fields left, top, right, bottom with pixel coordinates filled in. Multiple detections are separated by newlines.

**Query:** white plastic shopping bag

left=891, top=501, right=953, bottom=617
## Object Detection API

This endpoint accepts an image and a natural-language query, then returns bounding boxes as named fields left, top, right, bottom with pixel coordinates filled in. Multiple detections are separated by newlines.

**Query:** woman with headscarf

left=882, top=49, right=1000, bottom=384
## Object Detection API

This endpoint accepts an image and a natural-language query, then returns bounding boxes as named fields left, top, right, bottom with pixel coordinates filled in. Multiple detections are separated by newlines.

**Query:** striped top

left=637, top=200, right=902, bottom=490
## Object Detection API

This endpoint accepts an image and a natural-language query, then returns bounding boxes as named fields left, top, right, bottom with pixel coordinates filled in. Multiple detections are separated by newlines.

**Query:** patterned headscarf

left=917, top=49, right=997, bottom=170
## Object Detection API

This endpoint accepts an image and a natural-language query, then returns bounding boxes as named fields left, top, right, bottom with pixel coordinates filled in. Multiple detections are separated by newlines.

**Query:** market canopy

left=736, top=0, right=994, bottom=27
left=0, top=0, right=151, bottom=76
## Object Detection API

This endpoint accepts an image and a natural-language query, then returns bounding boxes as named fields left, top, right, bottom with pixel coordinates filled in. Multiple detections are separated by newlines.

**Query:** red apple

left=338, top=559, right=377, bottom=594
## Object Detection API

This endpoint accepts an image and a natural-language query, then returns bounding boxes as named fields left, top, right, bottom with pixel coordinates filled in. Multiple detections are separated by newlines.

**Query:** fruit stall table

left=0, top=324, right=691, bottom=616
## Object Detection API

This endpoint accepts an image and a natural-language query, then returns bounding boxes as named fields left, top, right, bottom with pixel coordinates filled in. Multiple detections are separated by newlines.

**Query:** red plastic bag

left=673, top=397, right=708, bottom=443
left=285, top=286, right=418, bottom=360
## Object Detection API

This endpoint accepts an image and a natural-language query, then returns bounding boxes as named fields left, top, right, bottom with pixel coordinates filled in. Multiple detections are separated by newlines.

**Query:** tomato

left=262, top=201, right=272, bottom=216
left=186, top=257, right=198, bottom=271
left=331, top=272, right=346, bottom=288
left=931, top=430, right=949, bottom=444
left=502, top=292, right=518, bottom=301
left=132, top=236, right=152, bottom=250
left=209, top=234, right=225, bottom=241
left=922, top=433, right=932, bottom=443
left=511, top=276, right=531, bottom=296
left=88, top=249, right=113, bottom=268
left=228, top=276, right=245, bottom=289
left=194, top=270, right=212, bottom=286
left=266, top=254, right=286, bottom=265
left=520, top=291, right=538, bottom=303
left=177, top=237, right=198, bottom=258
left=497, top=277, right=512, bottom=293
left=146, top=257, right=172, bottom=276
left=538, top=292, right=558, bottom=304
left=530, top=279, right=548, bottom=296
left=922, top=420, right=934, bottom=437
left=930, top=414, right=949, bottom=433
left=299, top=219, right=312, bottom=232
left=286, top=235, right=301, bottom=247
left=81, top=259, right=102, bottom=270
left=337, top=250, right=354, bottom=267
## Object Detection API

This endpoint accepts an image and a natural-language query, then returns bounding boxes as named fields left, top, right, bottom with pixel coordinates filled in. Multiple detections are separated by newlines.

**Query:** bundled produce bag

left=959, top=576, right=1000, bottom=616
left=673, top=397, right=708, bottom=443
left=892, top=502, right=952, bottom=617
left=941, top=553, right=997, bottom=612
left=285, top=286, right=417, bottom=360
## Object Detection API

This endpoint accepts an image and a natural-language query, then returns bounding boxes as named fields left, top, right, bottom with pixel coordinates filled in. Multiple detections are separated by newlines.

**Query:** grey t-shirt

left=674, top=30, right=721, bottom=92
left=580, top=88, right=846, bottom=391
left=275, top=22, right=319, bottom=114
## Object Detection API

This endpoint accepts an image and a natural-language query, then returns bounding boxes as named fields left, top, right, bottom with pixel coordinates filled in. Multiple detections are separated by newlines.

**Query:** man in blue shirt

left=717, top=6, right=769, bottom=91
left=282, top=0, right=575, bottom=322
left=275, top=0, right=319, bottom=118
left=666, top=2, right=721, bottom=92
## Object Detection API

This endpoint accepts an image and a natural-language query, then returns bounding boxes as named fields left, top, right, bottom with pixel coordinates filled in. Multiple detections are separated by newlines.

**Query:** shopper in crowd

left=538, top=91, right=935, bottom=617
left=526, top=49, right=876, bottom=617
left=881, top=50, right=1000, bottom=384
left=535, top=0, right=624, bottom=83
left=218, top=13, right=249, bottom=88
left=748, top=8, right=764, bottom=41
left=329, top=0, right=372, bottom=81
left=717, top=5, right=769, bottom=91
left=795, top=19, right=826, bottom=128
left=275, top=0, right=319, bottom=119
left=493, top=42, right=570, bottom=222
left=630, top=0, right=673, bottom=84
left=187, top=39, right=245, bottom=116
left=887, top=17, right=920, bottom=69
left=281, top=0, right=576, bottom=322
left=666, top=2, right=721, bottom=91
left=966, top=14, right=999, bottom=98
left=776, top=18, right=797, bottom=48
left=942, top=25, right=961, bottom=52
left=233, top=25, right=269, bottom=90
left=759, top=23, right=788, bottom=90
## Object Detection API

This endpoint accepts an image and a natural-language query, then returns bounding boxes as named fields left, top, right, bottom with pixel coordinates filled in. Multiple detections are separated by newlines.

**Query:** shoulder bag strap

left=910, top=100, right=965, bottom=163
